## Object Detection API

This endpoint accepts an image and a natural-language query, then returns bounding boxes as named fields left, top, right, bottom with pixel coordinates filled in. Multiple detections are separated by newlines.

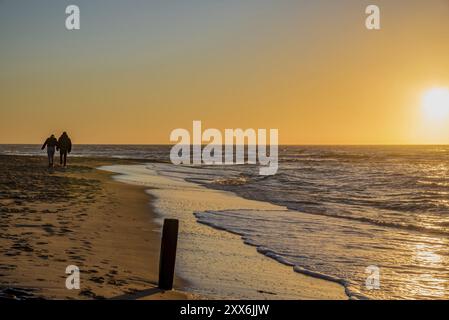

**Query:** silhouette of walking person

left=57, top=132, right=72, bottom=167
left=41, top=134, right=58, bottom=167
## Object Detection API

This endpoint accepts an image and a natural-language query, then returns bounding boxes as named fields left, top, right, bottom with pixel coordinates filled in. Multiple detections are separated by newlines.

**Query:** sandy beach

left=0, top=155, right=188, bottom=300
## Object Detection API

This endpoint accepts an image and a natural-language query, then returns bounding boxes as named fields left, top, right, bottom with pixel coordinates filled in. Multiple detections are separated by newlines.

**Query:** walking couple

left=41, top=132, right=72, bottom=167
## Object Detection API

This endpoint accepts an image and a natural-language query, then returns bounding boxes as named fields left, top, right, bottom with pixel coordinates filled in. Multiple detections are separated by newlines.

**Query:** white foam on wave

left=195, top=209, right=362, bottom=299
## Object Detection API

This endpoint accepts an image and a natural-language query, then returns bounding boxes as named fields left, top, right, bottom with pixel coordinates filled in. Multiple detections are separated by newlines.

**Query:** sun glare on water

left=422, top=88, right=449, bottom=121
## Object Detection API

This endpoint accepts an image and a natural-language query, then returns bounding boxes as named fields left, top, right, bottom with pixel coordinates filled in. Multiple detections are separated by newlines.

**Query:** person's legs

left=47, top=149, right=52, bottom=167
left=63, top=151, right=67, bottom=166
left=48, top=146, right=55, bottom=167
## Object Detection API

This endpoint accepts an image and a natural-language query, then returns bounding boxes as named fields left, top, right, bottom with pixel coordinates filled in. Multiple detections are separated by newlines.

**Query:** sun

left=422, top=88, right=449, bottom=121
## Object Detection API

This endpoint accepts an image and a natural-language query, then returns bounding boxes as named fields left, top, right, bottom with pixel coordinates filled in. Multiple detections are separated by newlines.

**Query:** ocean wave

left=280, top=206, right=449, bottom=237
left=195, top=210, right=365, bottom=300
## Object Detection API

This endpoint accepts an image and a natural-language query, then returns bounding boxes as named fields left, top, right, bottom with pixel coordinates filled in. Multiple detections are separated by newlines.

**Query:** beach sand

left=0, top=155, right=188, bottom=299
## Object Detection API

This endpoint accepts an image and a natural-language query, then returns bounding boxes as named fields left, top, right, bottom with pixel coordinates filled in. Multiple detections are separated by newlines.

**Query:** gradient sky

left=1, top=0, right=449, bottom=144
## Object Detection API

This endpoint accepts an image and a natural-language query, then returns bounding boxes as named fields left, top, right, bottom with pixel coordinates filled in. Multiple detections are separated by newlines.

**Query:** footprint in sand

left=107, top=278, right=127, bottom=286
left=59, top=227, right=73, bottom=234
left=69, top=255, right=86, bottom=262
left=79, top=289, right=105, bottom=300
left=5, top=251, right=21, bottom=256
left=89, top=276, right=105, bottom=284
left=42, top=224, right=55, bottom=235
left=11, top=243, right=34, bottom=252
left=86, top=269, right=99, bottom=274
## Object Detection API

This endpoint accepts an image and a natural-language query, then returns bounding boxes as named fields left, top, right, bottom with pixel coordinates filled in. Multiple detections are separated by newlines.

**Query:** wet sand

left=0, top=155, right=189, bottom=300
left=103, top=164, right=348, bottom=300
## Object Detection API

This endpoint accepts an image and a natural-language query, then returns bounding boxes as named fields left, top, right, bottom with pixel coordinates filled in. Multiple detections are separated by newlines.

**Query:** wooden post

left=158, top=219, right=179, bottom=290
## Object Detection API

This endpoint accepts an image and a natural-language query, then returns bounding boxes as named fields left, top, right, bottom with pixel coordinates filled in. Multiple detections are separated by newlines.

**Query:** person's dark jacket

left=58, top=134, right=72, bottom=153
left=41, top=136, right=58, bottom=150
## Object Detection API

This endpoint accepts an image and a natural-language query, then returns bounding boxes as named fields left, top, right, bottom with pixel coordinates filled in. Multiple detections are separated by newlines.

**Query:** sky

left=1, top=0, right=449, bottom=144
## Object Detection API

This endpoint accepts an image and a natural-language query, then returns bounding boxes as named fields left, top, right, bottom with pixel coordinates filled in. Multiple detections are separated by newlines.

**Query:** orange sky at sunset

left=1, top=0, right=449, bottom=144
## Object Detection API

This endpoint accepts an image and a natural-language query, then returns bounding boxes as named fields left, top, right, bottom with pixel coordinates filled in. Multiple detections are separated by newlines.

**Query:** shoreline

left=1, top=154, right=347, bottom=300
left=0, top=155, right=191, bottom=299
left=102, top=163, right=348, bottom=300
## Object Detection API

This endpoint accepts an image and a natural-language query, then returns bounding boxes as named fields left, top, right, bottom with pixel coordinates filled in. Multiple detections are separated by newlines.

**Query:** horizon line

left=1, top=143, right=449, bottom=147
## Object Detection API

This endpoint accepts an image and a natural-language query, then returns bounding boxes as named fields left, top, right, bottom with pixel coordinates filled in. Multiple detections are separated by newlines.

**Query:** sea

left=2, top=144, right=449, bottom=299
